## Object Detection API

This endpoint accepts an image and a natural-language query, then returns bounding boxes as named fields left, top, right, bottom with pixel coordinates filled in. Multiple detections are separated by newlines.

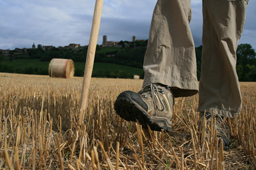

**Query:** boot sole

left=114, top=95, right=171, bottom=132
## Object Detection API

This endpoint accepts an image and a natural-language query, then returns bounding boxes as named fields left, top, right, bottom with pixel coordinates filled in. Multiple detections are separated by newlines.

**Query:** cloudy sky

left=0, top=0, right=255, bottom=50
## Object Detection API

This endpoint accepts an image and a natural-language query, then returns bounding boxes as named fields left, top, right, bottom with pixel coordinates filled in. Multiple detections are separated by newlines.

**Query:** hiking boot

left=199, top=112, right=230, bottom=150
left=114, top=84, right=174, bottom=132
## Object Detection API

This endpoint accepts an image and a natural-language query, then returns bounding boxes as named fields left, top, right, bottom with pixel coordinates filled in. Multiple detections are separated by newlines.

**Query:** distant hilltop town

left=102, top=35, right=146, bottom=47
left=0, top=35, right=147, bottom=57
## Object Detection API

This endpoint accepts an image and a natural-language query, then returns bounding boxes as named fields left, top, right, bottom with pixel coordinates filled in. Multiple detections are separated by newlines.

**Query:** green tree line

left=195, top=44, right=256, bottom=81
left=0, top=42, right=255, bottom=81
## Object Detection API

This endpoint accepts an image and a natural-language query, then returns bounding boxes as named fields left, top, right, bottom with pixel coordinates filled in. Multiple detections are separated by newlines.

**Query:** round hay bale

left=48, top=58, right=75, bottom=78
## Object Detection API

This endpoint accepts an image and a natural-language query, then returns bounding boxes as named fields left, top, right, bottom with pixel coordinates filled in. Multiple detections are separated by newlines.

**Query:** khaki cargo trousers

left=143, top=0, right=248, bottom=118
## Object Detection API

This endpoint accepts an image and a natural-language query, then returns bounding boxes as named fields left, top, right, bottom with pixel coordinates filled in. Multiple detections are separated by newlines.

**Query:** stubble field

left=0, top=73, right=256, bottom=169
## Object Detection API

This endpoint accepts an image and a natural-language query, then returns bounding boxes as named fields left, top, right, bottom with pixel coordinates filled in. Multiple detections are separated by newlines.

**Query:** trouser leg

left=198, top=0, right=248, bottom=118
left=143, top=0, right=198, bottom=98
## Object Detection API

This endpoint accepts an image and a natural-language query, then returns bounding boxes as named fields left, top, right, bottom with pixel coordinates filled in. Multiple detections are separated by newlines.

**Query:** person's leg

left=114, top=0, right=198, bottom=132
left=198, top=0, right=248, bottom=150
left=143, top=0, right=198, bottom=98
left=198, top=0, right=248, bottom=118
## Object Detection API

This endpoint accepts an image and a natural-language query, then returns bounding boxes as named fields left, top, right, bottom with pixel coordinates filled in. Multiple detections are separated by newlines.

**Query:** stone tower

left=32, top=43, right=36, bottom=49
left=132, top=36, right=137, bottom=42
left=103, top=35, right=107, bottom=45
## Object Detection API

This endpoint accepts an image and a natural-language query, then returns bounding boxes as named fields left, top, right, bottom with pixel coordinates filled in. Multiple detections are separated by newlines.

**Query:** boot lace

left=139, top=84, right=167, bottom=113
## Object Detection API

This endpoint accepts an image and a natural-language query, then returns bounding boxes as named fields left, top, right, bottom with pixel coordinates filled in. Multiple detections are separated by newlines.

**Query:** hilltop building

left=42, top=46, right=54, bottom=51
left=0, top=49, right=11, bottom=57
left=64, top=43, right=81, bottom=49
left=102, top=35, right=120, bottom=47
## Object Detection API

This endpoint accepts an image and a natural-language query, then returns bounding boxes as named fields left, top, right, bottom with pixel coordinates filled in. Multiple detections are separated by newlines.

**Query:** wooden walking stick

left=79, top=0, right=104, bottom=125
